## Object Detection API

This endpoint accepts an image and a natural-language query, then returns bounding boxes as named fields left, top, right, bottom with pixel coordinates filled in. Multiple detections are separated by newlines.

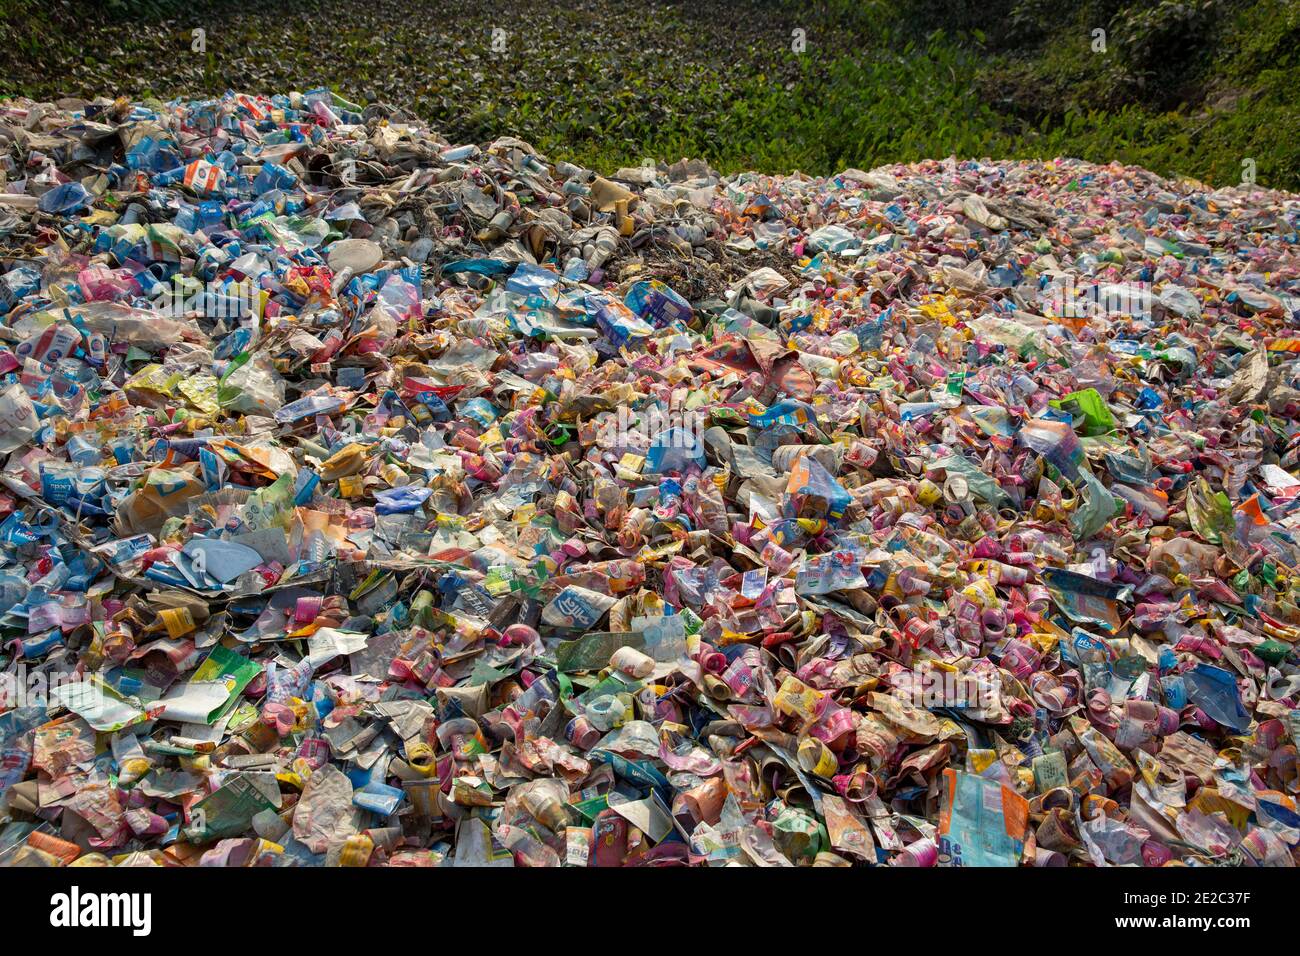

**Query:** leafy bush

left=1, top=0, right=1296, bottom=190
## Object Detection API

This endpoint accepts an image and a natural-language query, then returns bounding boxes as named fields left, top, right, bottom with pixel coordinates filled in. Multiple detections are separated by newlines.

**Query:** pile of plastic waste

left=0, top=89, right=1297, bottom=867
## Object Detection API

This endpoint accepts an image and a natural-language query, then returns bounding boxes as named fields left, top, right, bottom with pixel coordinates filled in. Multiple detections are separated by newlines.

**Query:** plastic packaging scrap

left=2, top=89, right=1300, bottom=868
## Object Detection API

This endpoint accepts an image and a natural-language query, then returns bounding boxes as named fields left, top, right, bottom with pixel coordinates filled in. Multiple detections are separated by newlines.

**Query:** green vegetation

left=2, top=0, right=1296, bottom=189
